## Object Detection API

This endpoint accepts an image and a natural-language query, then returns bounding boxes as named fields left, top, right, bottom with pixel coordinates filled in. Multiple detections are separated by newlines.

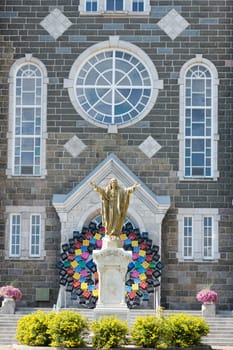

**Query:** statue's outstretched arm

left=127, top=183, right=140, bottom=194
left=90, top=181, right=97, bottom=190
left=90, top=182, right=106, bottom=197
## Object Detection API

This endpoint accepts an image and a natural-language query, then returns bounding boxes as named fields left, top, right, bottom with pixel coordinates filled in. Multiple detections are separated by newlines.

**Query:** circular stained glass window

left=66, top=38, right=162, bottom=130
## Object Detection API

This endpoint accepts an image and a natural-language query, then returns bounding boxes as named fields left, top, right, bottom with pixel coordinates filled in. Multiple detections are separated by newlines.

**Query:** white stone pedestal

left=93, top=237, right=132, bottom=321
left=201, top=303, right=216, bottom=317
left=0, top=296, right=16, bottom=314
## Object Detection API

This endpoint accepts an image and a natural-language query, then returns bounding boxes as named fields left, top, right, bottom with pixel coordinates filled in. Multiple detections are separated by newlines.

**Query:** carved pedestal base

left=93, top=245, right=132, bottom=321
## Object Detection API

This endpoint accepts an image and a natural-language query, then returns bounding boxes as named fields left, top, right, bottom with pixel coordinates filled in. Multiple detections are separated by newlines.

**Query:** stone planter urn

left=0, top=285, right=22, bottom=313
left=201, top=302, right=216, bottom=317
left=0, top=296, right=16, bottom=314
left=196, top=289, right=218, bottom=317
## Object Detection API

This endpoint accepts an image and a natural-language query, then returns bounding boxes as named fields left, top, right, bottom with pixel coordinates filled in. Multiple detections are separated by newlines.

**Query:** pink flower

left=196, top=289, right=218, bottom=303
left=0, top=285, right=22, bottom=301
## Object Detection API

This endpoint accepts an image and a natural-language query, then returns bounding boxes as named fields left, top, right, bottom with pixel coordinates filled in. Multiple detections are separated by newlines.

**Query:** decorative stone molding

left=40, top=8, right=72, bottom=40
left=53, top=153, right=170, bottom=308
left=64, top=135, right=86, bottom=158
left=139, top=136, right=161, bottom=158
left=157, top=9, right=189, bottom=40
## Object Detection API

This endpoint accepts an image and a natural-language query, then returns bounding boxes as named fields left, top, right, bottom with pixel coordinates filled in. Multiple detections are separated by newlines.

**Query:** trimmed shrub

left=16, top=310, right=50, bottom=346
left=131, top=314, right=167, bottom=348
left=47, top=310, right=89, bottom=348
left=165, top=313, right=210, bottom=348
left=16, top=309, right=209, bottom=349
left=91, top=315, right=129, bottom=349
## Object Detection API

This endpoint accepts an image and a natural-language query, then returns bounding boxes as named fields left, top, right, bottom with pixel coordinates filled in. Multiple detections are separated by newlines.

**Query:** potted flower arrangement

left=196, top=289, right=218, bottom=304
left=0, top=285, right=22, bottom=301
left=196, top=288, right=218, bottom=317
left=0, top=285, right=22, bottom=314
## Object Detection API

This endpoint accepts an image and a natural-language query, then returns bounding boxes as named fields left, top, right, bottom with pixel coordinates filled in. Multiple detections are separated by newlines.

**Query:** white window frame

left=64, top=36, right=163, bottom=133
left=5, top=206, right=46, bottom=260
left=132, top=0, right=145, bottom=12
left=85, top=0, right=98, bottom=12
left=7, top=54, right=48, bottom=178
left=178, top=54, right=219, bottom=180
left=79, top=0, right=151, bottom=15
left=106, top=0, right=124, bottom=11
left=10, top=214, right=21, bottom=257
left=177, top=208, right=220, bottom=262
left=183, top=216, right=193, bottom=259
left=30, top=214, right=41, bottom=257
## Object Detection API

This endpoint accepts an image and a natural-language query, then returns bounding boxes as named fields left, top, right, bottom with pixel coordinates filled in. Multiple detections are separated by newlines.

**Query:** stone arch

left=53, top=153, right=170, bottom=308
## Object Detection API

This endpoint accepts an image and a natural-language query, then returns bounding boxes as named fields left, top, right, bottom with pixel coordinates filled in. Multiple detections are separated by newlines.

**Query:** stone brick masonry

left=0, top=0, right=232, bottom=310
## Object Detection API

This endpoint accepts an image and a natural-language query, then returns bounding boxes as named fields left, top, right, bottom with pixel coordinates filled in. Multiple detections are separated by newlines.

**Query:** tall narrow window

left=14, top=64, right=42, bottom=176
left=204, top=216, right=213, bottom=258
left=7, top=54, right=48, bottom=178
left=86, top=0, right=98, bottom=12
left=10, top=214, right=21, bottom=257
left=132, top=0, right=144, bottom=12
left=178, top=55, right=219, bottom=180
left=30, top=214, right=41, bottom=257
left=185, top=65, right=212, bottom=177
left=183, top=216, right=193, bottom=258
left=106, top=0, right=123, bottom=11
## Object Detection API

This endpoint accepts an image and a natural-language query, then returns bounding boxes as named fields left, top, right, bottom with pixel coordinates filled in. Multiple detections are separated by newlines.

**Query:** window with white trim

left=204, top=216, right=213, bottom=258
left=132, top=0, right=144, bottom=12
left=7, top=54, right=48, bottom=178
left=5, top=206, right=46, bottom=260
left=183, top=216, right=193, bottom=258
left=10, top=214, right=21, bottom=257
left=178, top=55, right=219, bottom=180
left=107, top=0, right=123, bottom=11
left=177, top=208, right=220, bottom=262
left=86, top=0, right=98, bottom=12
left=79, top=0, right=151, bottom=15
left=64, top=36, right=163, bottom=133
left=30, top=214, right=41, bottom=257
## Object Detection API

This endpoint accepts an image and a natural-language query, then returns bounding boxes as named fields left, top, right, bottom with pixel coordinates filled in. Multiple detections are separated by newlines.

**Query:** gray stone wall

left=0, top=0, right=232, bottom=309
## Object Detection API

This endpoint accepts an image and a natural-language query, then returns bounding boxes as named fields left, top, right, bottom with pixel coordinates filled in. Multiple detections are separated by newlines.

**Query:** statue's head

left=110, top=178, right=118, bottom=189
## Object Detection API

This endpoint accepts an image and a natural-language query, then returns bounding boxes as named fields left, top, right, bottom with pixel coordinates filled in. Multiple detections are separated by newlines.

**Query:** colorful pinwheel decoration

left=57, top=221, right=164, bottom=308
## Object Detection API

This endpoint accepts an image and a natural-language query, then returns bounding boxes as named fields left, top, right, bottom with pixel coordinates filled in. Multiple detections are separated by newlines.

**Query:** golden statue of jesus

left=90, top=178, right=139, bottom=237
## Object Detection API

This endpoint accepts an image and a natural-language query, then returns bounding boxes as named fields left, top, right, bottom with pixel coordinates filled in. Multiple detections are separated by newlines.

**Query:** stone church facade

left=0, top=0, right=232, bottom=311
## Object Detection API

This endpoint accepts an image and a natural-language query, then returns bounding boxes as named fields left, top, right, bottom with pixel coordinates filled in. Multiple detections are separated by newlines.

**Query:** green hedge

left=16, top=309, right=209, bottom=348
left=131, top=314, right=166, bottom=348
left=16, top=309, right=89, bottom=348
left=131, top=312, right=209, bottom=348
left=47, top=310, right=89, bottom=348
left=16, top=310, right=51, bottom=346
left=165, top=313, right=209, bottom=348
left=91, top=315, right=129, bottom=349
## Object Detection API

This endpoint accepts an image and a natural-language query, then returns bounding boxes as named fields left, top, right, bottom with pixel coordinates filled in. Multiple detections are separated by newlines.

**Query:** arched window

left=7, top=54, right=48, bottom=177
left=178, top=55, right=219, bottom=180
left=64, top=36, right=163, bottom=133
